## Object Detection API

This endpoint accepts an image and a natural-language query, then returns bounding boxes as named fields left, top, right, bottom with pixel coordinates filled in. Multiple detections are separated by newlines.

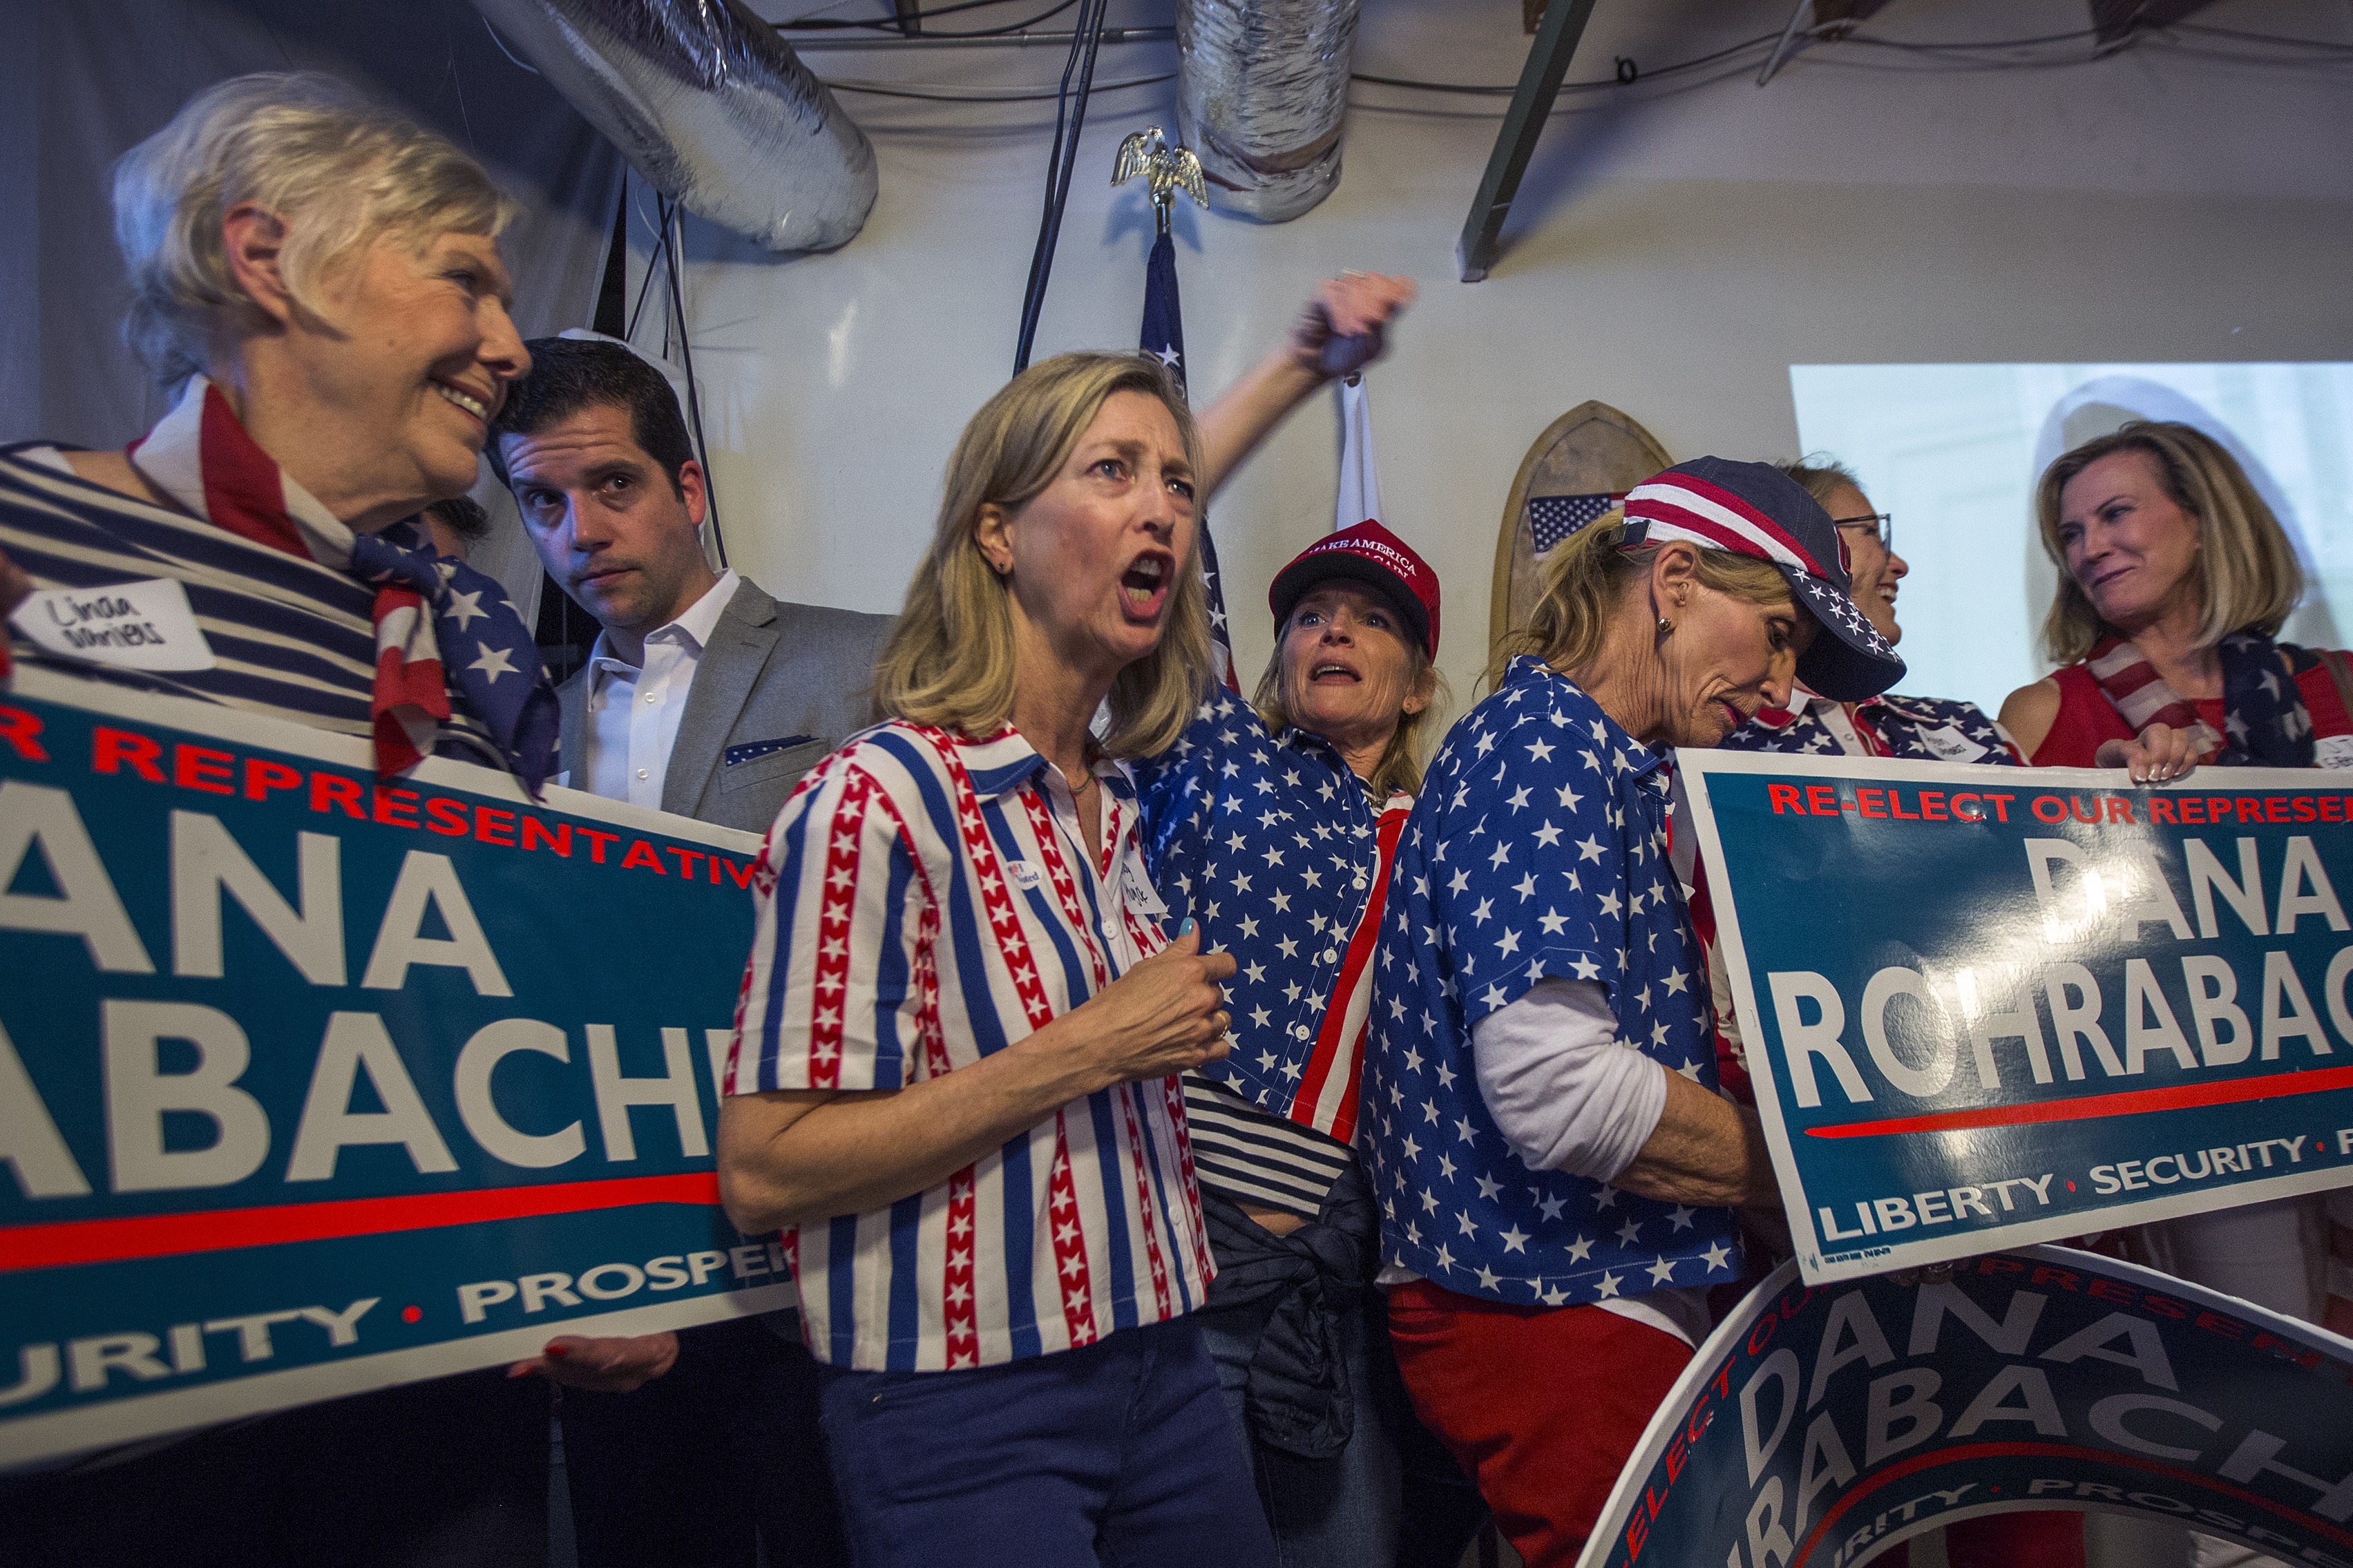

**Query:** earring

left=1656, top=616, right=1673, bottom=635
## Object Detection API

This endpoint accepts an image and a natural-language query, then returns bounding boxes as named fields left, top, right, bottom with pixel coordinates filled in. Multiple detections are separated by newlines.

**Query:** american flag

left=1525, top=492, right=1625, bottom=555
left=1140, top=231, right=1239, bottom=694
left=129, top=378, right=558, bottom=790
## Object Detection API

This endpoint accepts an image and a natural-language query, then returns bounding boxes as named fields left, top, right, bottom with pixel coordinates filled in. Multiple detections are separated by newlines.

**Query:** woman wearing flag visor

left=1361, top=459, right=1905, bottom=1566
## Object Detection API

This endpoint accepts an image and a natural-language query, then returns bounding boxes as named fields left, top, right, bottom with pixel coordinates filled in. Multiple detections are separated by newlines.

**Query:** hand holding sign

left=510, top=1330, right=680, bottom=1393
left=2097, top=720, right=2211, bottom=785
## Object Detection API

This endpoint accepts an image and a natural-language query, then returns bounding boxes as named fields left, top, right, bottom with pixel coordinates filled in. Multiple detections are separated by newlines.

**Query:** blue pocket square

left=725, top=736, right=817, bottom=767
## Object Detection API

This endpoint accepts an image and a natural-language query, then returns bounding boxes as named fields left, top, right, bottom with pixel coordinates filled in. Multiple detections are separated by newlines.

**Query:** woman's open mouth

left=1308, top=661, right=1361, bottom=684
left=1120, top=553, right=1171, bottom=619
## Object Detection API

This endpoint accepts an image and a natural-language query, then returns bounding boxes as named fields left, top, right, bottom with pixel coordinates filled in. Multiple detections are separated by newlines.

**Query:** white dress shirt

left=582, top=571, right=741, bottom=808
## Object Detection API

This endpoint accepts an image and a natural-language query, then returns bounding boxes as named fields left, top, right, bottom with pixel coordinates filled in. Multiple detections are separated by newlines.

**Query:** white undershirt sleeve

left=1472, top=977, right=1669, bottom=1184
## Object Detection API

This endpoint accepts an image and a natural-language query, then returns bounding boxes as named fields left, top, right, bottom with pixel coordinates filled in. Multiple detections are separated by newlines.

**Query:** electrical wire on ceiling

left=781, top=12, right=2350, bottom=108
left=1344, top=16, right=2353, bottom=97
left=773, top=0, right=1084, bottom=36
left=1011, top=0, right=1111, bottom=371
left=1352, top=29, right=1782, bottom=97
left=622, top=186, right=729, bottom=571
left=619, top=5, right=2346, bottom=485
left=823, top=71, right=1170, bottom=100
left=2175, top=20, right=2353, bottom=52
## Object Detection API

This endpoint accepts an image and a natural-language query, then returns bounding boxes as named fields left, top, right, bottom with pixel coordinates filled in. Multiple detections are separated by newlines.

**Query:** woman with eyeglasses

left=1698, top=455, right=2093, bottom=1568
left=1711, top=459, right=2027, bottom=767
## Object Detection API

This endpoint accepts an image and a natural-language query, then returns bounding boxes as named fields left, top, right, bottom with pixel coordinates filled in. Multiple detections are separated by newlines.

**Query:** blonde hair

left=1774, top=455, right=1863, bottom=509
left=873, top=352, right=1211, bottom=759
left=115, top=72, right=514, bottom=388
left=1489, top=513, right=1792, bottom=685
left=1249, top=627, right=1449, bottom=799
left=2036, top=421, right=2304, bottom=665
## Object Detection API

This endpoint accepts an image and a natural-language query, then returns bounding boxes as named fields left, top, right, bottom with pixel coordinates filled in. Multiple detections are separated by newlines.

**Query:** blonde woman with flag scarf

left=2003, top=421, right=2353, bottom=1568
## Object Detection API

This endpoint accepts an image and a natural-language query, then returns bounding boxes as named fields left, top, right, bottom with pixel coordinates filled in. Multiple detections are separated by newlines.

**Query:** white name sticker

left=1006, top=861, right=1043, bottom=892
left=1917, top=723, right=1990, bottom=764
left=10, top=579, right=215, bottom=672
left=2317, top=734, right=2353, bottom=771
left=1119, top=858, right=1168, bottom=918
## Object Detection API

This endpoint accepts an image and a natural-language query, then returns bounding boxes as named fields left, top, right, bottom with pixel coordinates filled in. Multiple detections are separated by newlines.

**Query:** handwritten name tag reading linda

left=10, top=579, right=216, bottom=671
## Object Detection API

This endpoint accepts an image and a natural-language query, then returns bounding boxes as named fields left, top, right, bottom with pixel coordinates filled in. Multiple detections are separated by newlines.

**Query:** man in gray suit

left=495, top=334, right=890, bottom=836
left=490, top=334, right=871, bottom=1568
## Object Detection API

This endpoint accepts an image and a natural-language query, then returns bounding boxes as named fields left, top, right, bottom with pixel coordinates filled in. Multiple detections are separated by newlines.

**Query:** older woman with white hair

left=0, top=70, right=555, bottom=782
left=0, top=72, right=558, bottom=1568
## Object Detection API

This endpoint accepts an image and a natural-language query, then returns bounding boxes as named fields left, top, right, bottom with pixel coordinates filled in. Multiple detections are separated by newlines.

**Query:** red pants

left=1387, top=1279, right=2086, bottom=1568
left=1386, top=1280, right=1688, bottom=1568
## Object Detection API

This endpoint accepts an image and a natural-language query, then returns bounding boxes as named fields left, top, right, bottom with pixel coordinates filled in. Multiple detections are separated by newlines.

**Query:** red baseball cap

left=1268, top=519, right=1441, bottom=659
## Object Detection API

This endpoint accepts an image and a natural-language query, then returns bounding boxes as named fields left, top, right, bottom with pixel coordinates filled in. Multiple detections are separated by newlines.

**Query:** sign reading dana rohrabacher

left=0, top=668, right=790, bottom=1467
left=1678, top=751, right=2353, bottom=1283
left=1579, top=1247, right=2353, bottom=1568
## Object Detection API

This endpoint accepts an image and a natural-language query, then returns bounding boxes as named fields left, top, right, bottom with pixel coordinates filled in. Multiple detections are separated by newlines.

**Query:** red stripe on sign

left=0, top=1173, right=721, bottom=1274
left=1793, top=1439, right=2353, bottom=1564
left=1804, top=1064, right=2353, bottom=1140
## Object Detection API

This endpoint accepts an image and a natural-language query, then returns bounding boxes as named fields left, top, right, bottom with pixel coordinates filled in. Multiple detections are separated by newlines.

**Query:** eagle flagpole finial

left=1112, top=126, right=1208, bottom=237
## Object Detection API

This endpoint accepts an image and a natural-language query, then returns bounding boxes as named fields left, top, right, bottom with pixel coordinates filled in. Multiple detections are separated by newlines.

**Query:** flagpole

left=1114, top=127, right=1235, bottom=689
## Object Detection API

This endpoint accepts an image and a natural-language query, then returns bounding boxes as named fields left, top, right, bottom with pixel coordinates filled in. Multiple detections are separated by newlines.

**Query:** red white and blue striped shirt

left=725, top=720, right=1214, bottom=1371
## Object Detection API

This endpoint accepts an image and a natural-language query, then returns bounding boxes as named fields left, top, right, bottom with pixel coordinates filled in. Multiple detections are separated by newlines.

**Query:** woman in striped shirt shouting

left=718, top=353, right=1273, bottom=1568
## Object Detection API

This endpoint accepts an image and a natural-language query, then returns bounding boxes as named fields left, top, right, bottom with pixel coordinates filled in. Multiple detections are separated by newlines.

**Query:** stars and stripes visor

left=1620, top=457, right=1905, bottom=702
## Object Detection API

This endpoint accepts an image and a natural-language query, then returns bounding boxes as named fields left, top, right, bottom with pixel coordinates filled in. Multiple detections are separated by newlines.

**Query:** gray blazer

left=558, top=578, right=894, bottom=836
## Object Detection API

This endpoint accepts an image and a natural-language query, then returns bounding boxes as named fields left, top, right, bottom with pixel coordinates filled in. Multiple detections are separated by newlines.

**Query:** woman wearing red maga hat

left=1134, top=516, right=1485, bottom=1567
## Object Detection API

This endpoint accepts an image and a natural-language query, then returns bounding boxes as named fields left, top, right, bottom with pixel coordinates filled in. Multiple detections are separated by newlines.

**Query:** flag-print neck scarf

left=2086, top=630, right=2315, bottom=769
left=129, top=376, right=558, bottom=790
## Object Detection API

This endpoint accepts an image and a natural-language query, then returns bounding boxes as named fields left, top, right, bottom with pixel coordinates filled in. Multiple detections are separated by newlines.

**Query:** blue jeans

left=1197, top=1274, right=1488, bottom=1568
left=815, top=1317, right=1275, bottom=1568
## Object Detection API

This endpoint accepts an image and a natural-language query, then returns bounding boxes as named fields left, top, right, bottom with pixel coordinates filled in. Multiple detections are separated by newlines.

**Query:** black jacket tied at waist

left=1200, top=1160, right=1380, bottom=1461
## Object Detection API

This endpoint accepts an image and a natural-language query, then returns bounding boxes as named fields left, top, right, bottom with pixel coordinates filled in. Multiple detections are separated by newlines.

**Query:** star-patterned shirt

left=1136, top=692, right=1407, bottom=1148
left=1720, top=690, right=2023, bottom=765
left=1362, top=657, right=1741, bottom=1308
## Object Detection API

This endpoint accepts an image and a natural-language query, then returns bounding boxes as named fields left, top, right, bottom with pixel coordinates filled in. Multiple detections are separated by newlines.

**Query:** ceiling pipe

left=1174, top=0, right=1360, bottom=223
left=470, top=0, right=877, bottom=251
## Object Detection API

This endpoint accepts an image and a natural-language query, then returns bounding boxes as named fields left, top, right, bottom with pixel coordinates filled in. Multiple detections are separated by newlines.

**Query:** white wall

left=594, top=0, right=2353, bottom=715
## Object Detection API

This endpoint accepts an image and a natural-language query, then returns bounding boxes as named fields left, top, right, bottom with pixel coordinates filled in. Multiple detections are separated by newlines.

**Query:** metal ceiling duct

left=468, top=0, right=877, bottom=252
left=1174, top=0, right=1360, bottom=223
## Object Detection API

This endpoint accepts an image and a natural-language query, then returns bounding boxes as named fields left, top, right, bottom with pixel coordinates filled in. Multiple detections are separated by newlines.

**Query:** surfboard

left=1488, top=401, right=1674, bottom=668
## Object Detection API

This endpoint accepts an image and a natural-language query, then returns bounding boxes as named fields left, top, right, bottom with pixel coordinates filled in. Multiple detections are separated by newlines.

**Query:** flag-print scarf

left=128, top=377, right=558, bottom=790
left=2086, top=630, right=2315, bottom=769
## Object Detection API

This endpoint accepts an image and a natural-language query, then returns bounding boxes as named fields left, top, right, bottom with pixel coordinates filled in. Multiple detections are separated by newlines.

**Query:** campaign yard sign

left=1580, top=1248, right=2353, bottom=1568
left=1678, top=752, right=2353, bottom=1284
left=0, top=668, right=791, bottom=1466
